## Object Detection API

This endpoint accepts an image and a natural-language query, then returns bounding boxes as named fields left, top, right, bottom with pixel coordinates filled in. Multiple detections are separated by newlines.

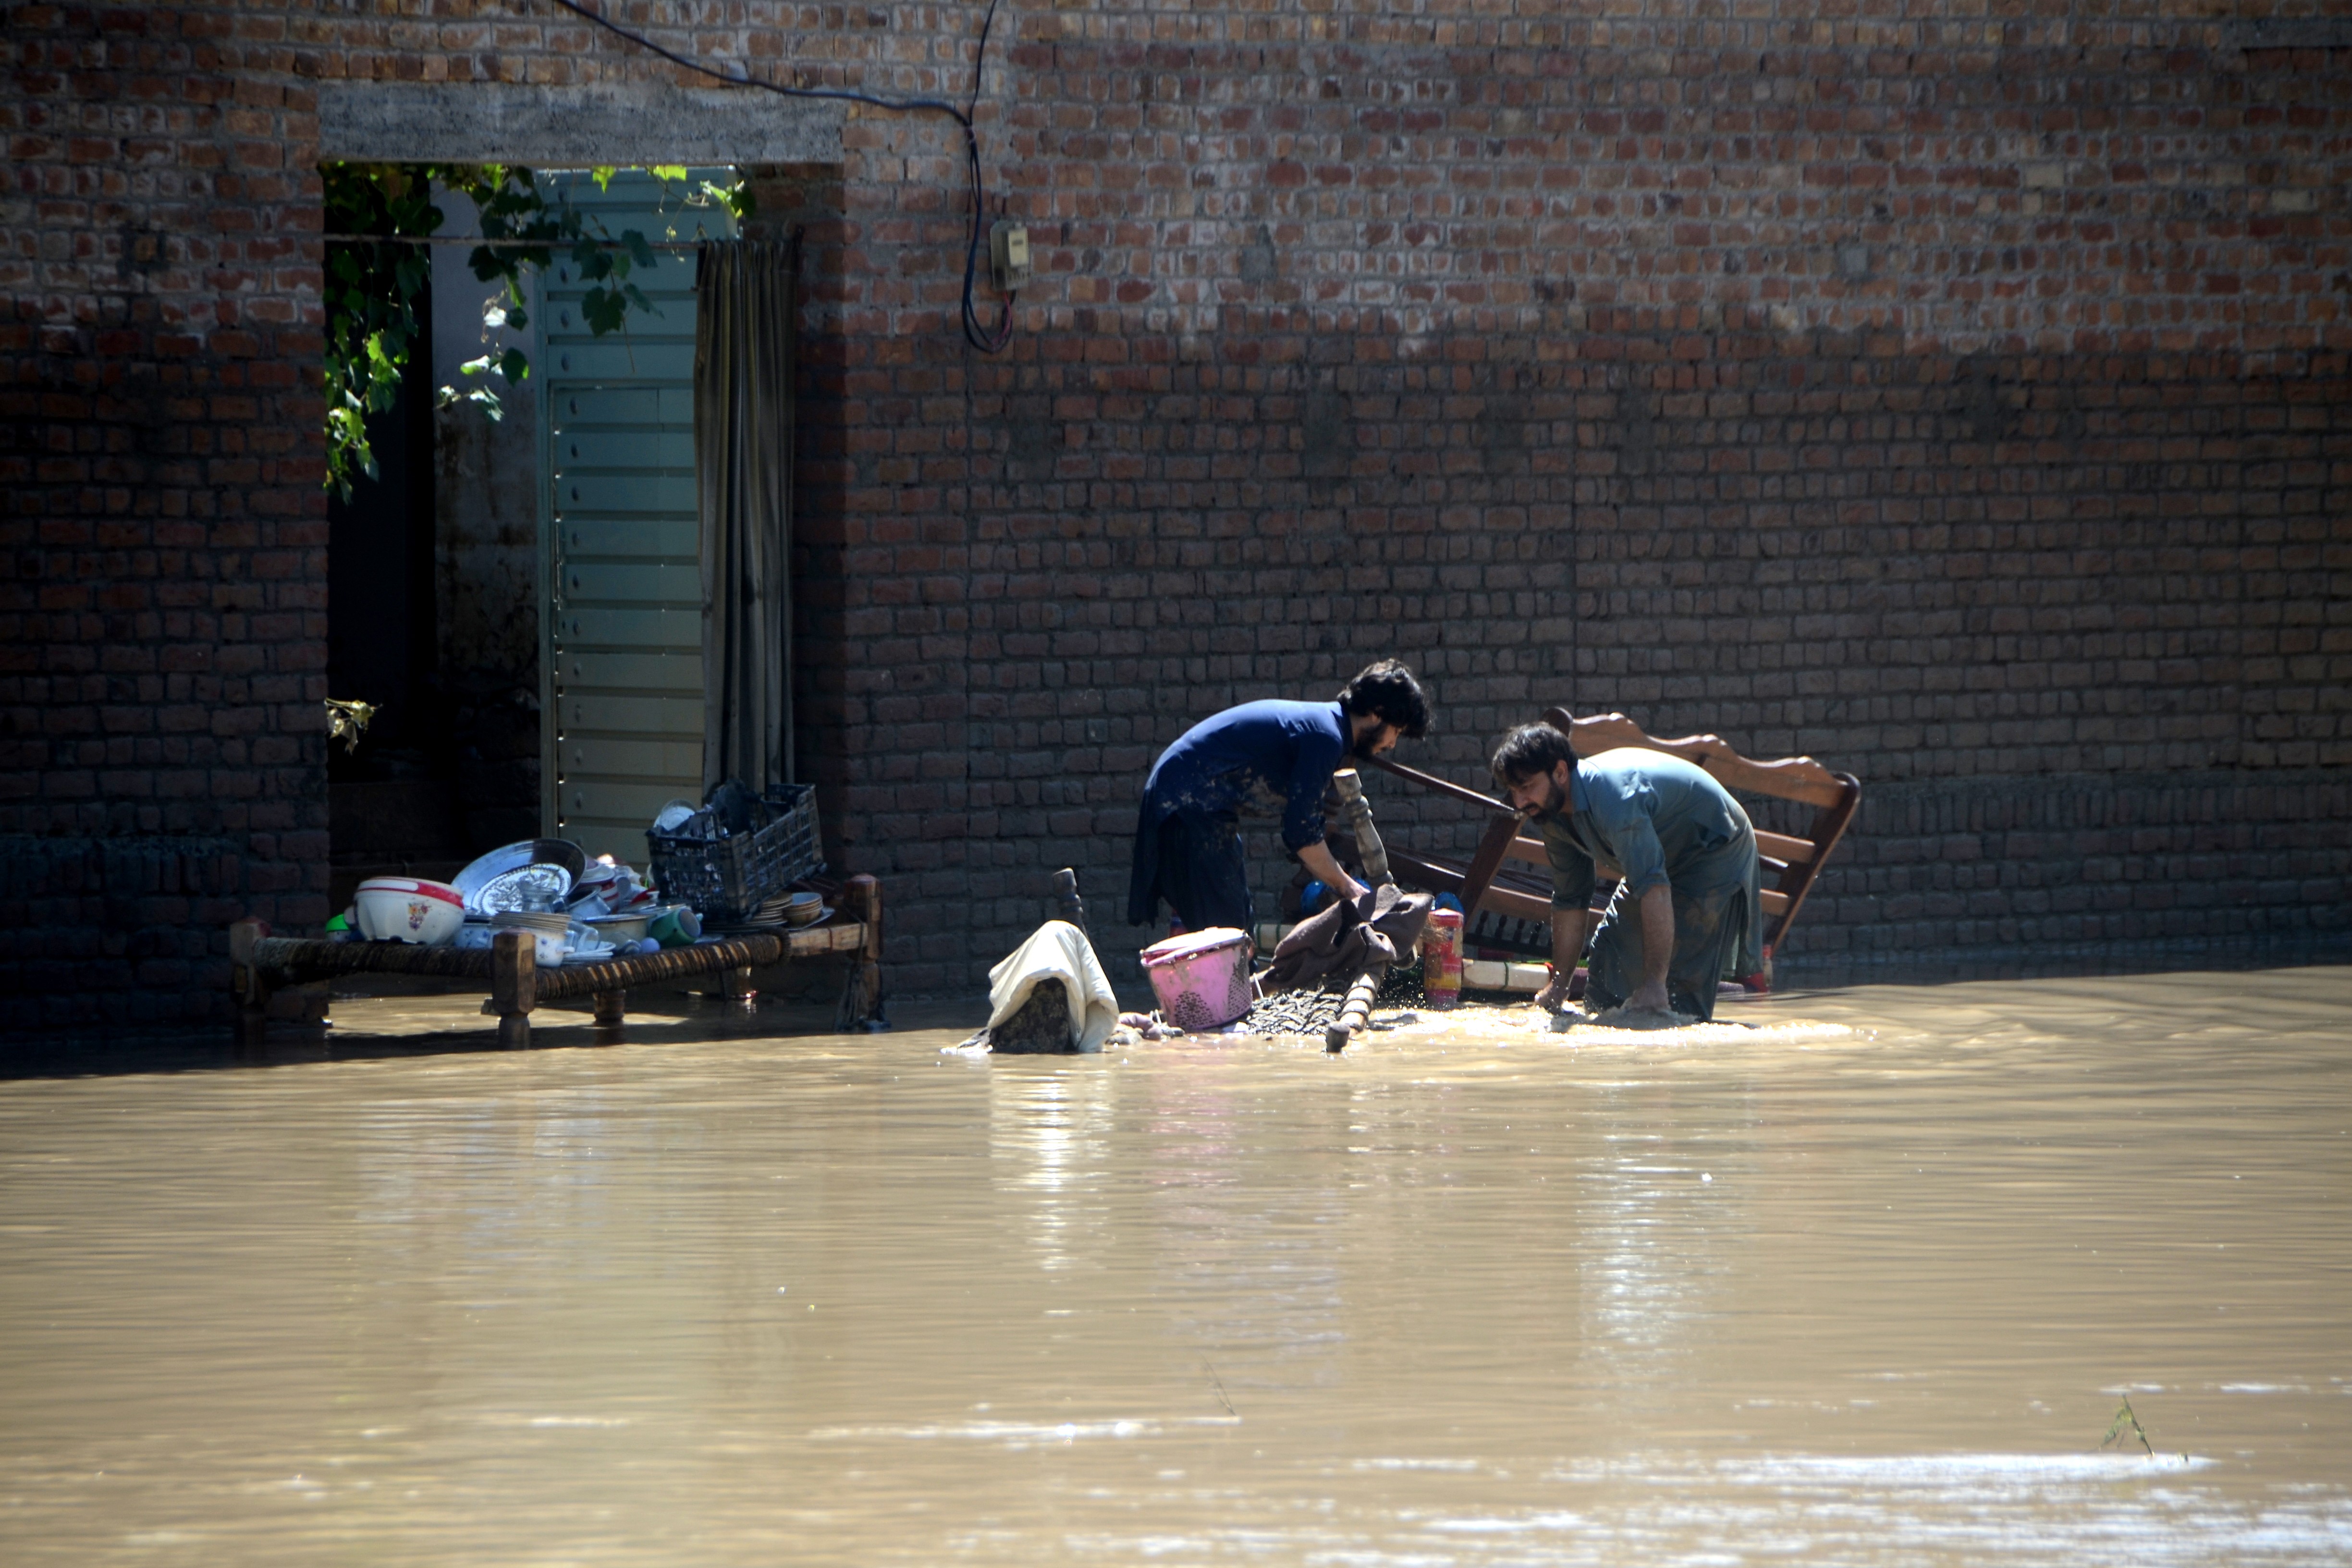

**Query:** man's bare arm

left=1295, top=840, right=1367, bottom=906
left=1624, top=884, right=1675, bottom=1013
left=1535, top=906, right=1592, bottom=1011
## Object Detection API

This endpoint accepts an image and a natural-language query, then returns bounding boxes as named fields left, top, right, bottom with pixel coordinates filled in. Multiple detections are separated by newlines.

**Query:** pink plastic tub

left=1139, top=928, right=1255, bottom=1031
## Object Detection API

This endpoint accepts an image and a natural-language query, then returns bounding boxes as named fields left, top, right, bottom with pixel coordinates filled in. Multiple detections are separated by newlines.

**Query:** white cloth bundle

left=985, top=920, right=1122, bottom=1054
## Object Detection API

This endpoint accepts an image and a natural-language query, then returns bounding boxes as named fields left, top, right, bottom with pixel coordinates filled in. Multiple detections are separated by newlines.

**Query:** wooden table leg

left=490, top=930, right=536, bottom=1048
left=592, top=990, right=625, bottom=1027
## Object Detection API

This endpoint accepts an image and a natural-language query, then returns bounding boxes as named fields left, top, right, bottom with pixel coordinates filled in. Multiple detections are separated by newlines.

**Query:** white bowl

left=586, top=912, right=650, bottom=943
left=354, top=878, right=466, bottom=946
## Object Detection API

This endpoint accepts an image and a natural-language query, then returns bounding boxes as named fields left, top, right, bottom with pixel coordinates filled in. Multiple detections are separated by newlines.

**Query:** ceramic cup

left=648, top=907, right=702, bottom=948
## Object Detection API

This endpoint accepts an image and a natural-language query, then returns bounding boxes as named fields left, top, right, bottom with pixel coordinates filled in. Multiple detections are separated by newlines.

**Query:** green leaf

left=591, top=165, right=617, bottom=191
left=649, top=164, right=690, bottom=184
left=621, top=228, right=657, bottom=269
left=581, top=285, right=628, bottom=335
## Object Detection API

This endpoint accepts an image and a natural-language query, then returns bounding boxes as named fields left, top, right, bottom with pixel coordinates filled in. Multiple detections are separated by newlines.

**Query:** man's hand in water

left=1535, top=972, right=1577, bottom=1013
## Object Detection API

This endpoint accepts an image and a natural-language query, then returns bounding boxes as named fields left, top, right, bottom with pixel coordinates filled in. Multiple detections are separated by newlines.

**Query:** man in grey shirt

left=1488, top=723, right=1763, bottom=1021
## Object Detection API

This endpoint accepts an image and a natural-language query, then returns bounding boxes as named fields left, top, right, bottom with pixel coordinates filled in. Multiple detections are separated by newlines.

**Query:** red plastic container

left=1422, top=908, right=1463, bottom=1009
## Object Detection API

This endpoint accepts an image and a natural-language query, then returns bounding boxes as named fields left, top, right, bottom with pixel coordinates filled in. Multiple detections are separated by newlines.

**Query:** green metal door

left=539, top=170, right=735, bottom=860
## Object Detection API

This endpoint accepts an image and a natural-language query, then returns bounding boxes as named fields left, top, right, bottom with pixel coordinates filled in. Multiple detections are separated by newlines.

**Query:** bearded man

left=1489, top=722, right=1762, bottom=1022
left=1127, top=661, right=1431, bottom=936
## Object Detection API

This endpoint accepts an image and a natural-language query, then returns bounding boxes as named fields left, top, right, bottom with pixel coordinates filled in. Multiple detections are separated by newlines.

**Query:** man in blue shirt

left=1488, top=722, right=1762, bottom=1022
left=1127, top=661, right=1431, bottom=935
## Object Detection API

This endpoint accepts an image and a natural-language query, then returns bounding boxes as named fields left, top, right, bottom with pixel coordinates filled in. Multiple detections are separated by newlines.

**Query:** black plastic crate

left=645, top=784, right=822, bottom=920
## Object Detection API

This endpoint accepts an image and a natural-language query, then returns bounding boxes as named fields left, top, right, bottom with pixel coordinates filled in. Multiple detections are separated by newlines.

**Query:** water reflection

left=0, top=968, right=2346, bottom=1565
left=987, top=1063, right=1118, bottom=1273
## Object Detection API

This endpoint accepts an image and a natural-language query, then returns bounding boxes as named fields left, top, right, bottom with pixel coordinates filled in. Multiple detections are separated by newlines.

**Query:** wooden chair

left=1367, top=708, right=1862, bottom=975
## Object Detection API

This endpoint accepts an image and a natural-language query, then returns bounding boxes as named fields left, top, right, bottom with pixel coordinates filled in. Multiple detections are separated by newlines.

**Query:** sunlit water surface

left=2, top=968, right=2348, bottom=1564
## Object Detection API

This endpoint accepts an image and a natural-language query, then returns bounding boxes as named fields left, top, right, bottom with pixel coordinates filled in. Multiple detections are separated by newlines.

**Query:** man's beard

left=1525, top=774, right=1570, bottom=821
left=1350, top=726, right=1387, bottom=760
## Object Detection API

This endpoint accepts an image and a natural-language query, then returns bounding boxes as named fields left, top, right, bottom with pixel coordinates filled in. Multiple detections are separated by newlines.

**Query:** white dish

left=474, top=864, right=574, bottom=916
left=454, top=840, right=587, bottom=914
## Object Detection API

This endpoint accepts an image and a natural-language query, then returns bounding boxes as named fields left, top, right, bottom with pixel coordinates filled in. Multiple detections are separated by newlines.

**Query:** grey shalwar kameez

left=1535, top=747, right=1764, bottom=1021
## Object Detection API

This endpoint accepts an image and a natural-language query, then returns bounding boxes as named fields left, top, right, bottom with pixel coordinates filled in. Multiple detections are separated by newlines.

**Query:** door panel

left=559, top=519, right=699, bottom=561
left=557, top=650, right=703, bottom=691
left=541, top=168, right=735, bottom=861
left=562, top=562, right=699, bottom=601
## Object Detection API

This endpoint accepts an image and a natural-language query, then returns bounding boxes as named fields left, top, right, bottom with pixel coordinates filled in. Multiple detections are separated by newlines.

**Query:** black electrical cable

left=539, top=0, right=1012, bottom=353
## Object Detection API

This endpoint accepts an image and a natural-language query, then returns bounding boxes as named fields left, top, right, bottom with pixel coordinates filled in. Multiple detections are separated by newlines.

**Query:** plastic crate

left=645, top=784, right=822, bottom=920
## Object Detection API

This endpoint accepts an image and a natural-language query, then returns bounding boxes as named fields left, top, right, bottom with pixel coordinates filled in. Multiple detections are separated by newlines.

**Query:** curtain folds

left=694, top=237, right=800, bottom=794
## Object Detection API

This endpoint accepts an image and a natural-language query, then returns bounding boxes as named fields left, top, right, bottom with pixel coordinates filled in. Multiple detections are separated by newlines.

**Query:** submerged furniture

left=1369, top=709, right=1862, bottom=972
left=230, top=874, right=886, bottom=1046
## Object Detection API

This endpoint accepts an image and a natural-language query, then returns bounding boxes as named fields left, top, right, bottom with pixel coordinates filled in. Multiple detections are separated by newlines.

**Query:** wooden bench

left=1370, top=710, right=1861, bottom=977
left=230, top=873, right=886, bottom=1045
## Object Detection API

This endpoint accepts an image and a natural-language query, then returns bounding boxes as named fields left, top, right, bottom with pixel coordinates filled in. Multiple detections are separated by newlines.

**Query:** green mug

left=648, top=907, right=702, bottom=948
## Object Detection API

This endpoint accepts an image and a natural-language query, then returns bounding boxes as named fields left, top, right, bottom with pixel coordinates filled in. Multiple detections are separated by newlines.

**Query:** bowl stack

left=490, top=909, right=572, bottom=966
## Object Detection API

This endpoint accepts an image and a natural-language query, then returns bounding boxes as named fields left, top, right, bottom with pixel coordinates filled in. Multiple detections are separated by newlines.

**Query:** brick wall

left=3, top=3, right=326, bottom=1023
left=4, top=3, right=2346, bottom=1019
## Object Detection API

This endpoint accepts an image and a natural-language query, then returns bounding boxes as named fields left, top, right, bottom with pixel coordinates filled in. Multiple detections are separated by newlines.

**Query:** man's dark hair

left=1336, top=659, right=1430, bottom=738
left=1489, top=722, right=1577, bottom=788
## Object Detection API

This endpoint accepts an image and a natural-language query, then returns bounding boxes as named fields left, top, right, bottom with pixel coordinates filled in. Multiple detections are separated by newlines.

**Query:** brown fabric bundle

left=1260, top=883, right=1434, bottom=994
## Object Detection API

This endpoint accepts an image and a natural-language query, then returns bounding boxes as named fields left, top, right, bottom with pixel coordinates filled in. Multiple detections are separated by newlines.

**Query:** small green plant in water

left=2099, top=1394, right=2154, bottom=1456
left=2099, top=1393, right=2188, bottom=1462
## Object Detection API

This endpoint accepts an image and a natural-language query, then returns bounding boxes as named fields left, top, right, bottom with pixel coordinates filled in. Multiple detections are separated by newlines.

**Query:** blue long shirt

left=1139, top=699, right=1350, bottom=852
left=1539, top=747, right=1757, bottom=912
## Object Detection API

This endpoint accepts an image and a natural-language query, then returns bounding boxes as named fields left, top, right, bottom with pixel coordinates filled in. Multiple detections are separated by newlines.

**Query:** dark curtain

left=694, top=237, right=800, bottom=793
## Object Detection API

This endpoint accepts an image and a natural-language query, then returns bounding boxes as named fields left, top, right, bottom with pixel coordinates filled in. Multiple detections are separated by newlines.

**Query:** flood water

left=2, top=967, right=2348, bottom=1565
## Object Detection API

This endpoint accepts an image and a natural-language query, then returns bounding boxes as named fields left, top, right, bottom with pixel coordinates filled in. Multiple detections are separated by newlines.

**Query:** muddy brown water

left=2, top=968, right=2348, bottom=1564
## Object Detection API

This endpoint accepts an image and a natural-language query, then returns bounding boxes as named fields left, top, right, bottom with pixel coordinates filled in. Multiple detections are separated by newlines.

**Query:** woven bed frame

left=229, top=874, right=886, bottom=1045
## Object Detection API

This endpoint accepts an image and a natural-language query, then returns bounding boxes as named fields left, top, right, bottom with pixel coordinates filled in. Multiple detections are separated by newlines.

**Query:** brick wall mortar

left=6, top=2, right=2348, bottom=1012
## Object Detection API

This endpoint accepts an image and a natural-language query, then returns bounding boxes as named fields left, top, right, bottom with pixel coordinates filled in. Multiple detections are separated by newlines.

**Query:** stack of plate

left=453, top=839, right=588, bottom=917
left=485, top=908, right=574, bottom=966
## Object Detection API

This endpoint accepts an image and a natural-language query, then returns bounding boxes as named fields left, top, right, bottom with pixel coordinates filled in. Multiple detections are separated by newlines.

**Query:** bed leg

left=592, top=989, right=626, bottom=1027
left=838, top=873, right=889, bottom=1032
left=230, top=917, right=270, bottom=1041
left=722, top=966, right=757, bottom=1012
left=490, top=930, right=536, bottom=1048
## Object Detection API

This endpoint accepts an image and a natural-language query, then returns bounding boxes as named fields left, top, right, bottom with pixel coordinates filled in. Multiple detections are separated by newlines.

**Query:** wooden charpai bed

left=229, top=874, right=885, bottom=1045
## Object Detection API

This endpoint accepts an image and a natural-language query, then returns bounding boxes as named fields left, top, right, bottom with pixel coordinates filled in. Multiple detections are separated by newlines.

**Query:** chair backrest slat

left=1538, top=707, right=1862, bottom=957
left=1544, top=708, right=1850, bottom=809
